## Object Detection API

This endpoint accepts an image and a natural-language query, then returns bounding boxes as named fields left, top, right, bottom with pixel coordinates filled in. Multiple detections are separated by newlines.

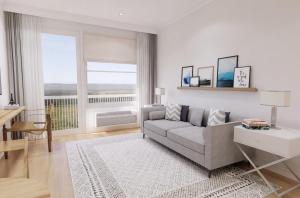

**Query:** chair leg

left=24, top=137, right=29, bottom=178
left=208, top=170, right=212, bottom=178
left=142, top=133, right=145, bottom=139
left=47, top=129, right=52, bottom=152
left=3, top=125, right=8, bottom=159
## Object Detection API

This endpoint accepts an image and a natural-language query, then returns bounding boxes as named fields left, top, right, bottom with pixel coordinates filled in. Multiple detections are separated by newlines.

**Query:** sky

left=42, top=33, right=136, bottom=85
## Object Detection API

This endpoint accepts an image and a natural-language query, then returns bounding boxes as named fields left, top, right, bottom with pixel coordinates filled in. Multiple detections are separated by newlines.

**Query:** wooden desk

left=0, top=107, right=26, bottom=126
left=0, top=107, right=26, bottom=159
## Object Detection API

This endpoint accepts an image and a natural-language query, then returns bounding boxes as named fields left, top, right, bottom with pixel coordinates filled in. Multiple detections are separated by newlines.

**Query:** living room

left=0, top=0, right=300, bottom=197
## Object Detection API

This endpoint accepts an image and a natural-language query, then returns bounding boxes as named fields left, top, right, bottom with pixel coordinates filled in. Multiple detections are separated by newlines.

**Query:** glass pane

left=42, top=33, right=78, bottom=131
left=86, top=62, right=137, bottom=128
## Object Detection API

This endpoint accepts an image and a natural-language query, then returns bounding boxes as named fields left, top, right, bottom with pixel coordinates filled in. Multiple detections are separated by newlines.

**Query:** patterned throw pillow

left=165, top=104, right=182, bottom=121
left=207, top=109, right=226, bottom=126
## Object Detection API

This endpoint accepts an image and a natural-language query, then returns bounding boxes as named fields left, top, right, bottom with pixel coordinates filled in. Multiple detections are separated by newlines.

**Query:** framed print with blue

left=217, top=55, right=238, bottom=87
left=181, top=66, right=194, bottom=87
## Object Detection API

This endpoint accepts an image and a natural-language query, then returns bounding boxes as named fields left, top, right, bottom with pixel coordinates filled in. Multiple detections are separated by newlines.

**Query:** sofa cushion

left=188, top=108, right=205, bottom=127
left=149, top=111, right=165, bottom=120
left=167, top=126, right=205, bottom=154
left=144, top=120, right=192, bottom=137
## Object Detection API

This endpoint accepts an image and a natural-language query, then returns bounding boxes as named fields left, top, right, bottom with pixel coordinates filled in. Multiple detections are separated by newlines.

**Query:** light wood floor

left=1, top=128, right=300, bottom=198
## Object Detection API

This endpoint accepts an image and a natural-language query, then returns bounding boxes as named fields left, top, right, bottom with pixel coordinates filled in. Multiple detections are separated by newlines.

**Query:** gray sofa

left=141, top=106, right=252, bottom=177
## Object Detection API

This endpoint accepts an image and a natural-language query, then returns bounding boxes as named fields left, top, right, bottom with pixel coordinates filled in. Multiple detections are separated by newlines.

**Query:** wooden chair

left=5, top=105, right=53, bottom=152
left=0, top=138, right=50, bottom=198
left=0, top=137, right=29, bottom=178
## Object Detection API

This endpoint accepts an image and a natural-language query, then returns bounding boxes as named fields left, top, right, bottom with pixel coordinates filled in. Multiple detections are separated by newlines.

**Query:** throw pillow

left=165, top=104, right=181, bottom=121
left=189, top=108, right=205, bottom=127
left=180, top=105, right=189, bottom=122
left=149, top=111, right=165, bottom=120
left=207, top=109, right=226, bottom=126
left=225, top=112, right=231, bottom=123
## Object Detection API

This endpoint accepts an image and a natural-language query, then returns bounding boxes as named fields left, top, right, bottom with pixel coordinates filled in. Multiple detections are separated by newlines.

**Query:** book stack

left=242, top=118, right=270, bottom=130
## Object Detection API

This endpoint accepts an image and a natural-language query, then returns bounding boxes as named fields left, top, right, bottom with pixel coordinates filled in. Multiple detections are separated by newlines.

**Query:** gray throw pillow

left=149, top=111, right=165, bottom=120
left=189, top=108, right=205, bottom=127
left=165, top=104, right=181, bottom=121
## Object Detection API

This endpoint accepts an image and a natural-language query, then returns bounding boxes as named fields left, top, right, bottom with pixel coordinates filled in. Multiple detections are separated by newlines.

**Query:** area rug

left=66, top=133, right=274, bottom=198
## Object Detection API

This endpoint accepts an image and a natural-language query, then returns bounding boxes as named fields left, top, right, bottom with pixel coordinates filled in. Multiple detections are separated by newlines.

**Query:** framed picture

left=197, top=66, right=214, bottom=87
left=217, top=55, right=238, bottom=87
left=181, top=66, right=193, bottom=87
left=190, top=76, right=200, bottom=87
left=234, top=66, right=251, bottom=88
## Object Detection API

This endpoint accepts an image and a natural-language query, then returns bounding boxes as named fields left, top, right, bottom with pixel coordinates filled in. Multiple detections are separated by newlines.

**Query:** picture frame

left=217, top=55, right=239, bottom=88
left=181, top=66, right=194, bottom=87
left=197, top=66, right=214, bottom=87
left=190, top=76, right=200, bottom=87
left=234, top=66, right=251, bottom=88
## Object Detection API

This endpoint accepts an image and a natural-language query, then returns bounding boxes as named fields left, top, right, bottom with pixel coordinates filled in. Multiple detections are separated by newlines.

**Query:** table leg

left=235, top=143, right=281, bottom=197
left=3, top=124, right=8, bottom=159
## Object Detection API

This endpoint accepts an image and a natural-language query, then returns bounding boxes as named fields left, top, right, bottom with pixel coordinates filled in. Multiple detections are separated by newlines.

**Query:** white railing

left=44, top=94, right=136, bottom=131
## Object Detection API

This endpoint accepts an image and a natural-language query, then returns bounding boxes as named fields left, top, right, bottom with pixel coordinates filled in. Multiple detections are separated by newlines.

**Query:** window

left=87, top=62, right=136, bottom=97
left=41, top=33, right=79, bottom=131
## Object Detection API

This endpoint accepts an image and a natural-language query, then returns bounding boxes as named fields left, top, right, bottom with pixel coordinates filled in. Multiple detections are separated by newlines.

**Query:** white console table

left=234, top=126, right=300, bottom=197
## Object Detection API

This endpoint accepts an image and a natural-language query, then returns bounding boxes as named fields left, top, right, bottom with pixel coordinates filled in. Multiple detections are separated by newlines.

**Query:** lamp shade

left=260, top=90, right=291, bottom=107
left=155, top=88, right=165, bottom=96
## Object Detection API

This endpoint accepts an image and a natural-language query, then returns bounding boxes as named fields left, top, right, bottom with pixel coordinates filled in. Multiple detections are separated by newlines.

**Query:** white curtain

left=136, top=32, right=157, bottom=124
left=21, top=15, right=45, bottom=139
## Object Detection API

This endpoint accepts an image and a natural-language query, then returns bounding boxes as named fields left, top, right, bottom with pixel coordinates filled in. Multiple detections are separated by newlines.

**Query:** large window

left=41, top=33, right=79, bottom=131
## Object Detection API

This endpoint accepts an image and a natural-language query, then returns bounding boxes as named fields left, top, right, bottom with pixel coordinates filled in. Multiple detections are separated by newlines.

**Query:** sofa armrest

left=203, top=121, right=251, bottom=170
left=140, top=106, right=166, bottom=132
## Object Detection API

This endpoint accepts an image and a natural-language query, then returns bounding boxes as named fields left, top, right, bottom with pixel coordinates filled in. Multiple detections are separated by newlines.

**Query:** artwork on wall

left=181, top=66, right=193, bottom=87
left=217, top=55, right=238, bottom=87
left=190, top=76, right=200, bottom=87
left=0, top=70, right=2, bottom=95
left=197, top=66, right=214, bottom=87
left=234, top=66, right=251, bottom=88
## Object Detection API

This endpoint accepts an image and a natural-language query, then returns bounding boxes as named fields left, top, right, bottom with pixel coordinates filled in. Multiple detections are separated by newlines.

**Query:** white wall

left=157, top=0, right=300, bottom=179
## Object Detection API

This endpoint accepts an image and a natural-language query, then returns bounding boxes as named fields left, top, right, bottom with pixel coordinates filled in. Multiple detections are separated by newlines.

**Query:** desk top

left=234, top=125, right=300, bottom=158
left=0, top=106, right=26, bottom=126
left=235, top=126, right=300, bottom=140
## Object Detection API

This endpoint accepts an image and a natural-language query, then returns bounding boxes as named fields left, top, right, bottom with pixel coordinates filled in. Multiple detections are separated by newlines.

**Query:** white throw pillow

left=207, top=109, right=226, bottom=126
left=165, top=104, right=181, bottom=121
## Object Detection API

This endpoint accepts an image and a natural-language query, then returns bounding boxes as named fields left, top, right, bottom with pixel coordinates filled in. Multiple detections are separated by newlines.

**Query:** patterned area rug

left=66, top=133, right=274, bottom=198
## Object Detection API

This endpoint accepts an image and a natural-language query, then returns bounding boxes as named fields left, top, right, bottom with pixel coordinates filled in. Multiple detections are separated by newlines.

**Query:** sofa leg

left=142, top=133, right=145, bottom=139
left=208, top=170, right=212, bottom=178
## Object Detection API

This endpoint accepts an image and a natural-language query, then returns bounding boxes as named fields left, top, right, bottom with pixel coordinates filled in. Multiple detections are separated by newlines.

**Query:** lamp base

left=270, top=106, right=277, bottom=129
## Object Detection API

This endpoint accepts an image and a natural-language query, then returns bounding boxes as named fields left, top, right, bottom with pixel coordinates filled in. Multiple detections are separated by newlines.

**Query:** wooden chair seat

left=9, top=121, right=46, bottom=134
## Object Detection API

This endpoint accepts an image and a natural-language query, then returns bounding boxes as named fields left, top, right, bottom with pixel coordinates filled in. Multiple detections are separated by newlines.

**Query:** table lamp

left=155, top=88, right=165, bottom=105
left=260, top=90, right=291, bottom=129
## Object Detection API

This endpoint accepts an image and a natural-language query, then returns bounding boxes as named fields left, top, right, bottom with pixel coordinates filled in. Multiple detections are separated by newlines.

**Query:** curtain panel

left=5, top=12, right=24, bottom=139
left=136, top=33, right=157, bottom=124
left=5, top=12, right=45, bottom=139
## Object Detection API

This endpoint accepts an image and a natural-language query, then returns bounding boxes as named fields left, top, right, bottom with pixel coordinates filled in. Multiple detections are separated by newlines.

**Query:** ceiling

left=3, top=0, right=214, bottom=33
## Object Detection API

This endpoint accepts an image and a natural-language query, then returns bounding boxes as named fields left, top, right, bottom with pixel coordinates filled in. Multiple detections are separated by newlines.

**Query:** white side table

left=234, top=126, right=300, bottom=197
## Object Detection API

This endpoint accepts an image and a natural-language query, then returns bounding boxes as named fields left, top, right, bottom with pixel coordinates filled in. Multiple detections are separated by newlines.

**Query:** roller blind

left=84, top=33, right=136, bottom=64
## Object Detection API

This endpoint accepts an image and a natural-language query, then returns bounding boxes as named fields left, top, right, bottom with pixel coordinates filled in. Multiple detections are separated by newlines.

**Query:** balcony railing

left=44, top=94, right=136, bottom=131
